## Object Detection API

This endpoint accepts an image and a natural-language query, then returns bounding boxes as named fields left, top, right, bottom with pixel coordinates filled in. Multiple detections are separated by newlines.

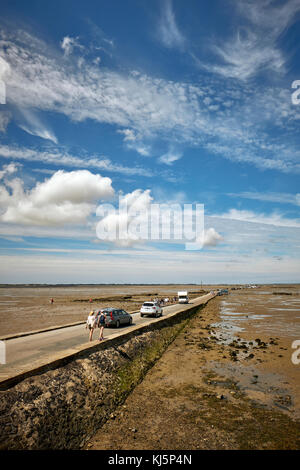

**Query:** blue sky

left=0, top=0, right=300, bottom=284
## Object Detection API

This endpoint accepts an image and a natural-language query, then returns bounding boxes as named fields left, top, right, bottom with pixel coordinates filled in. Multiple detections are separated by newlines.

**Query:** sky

left=0, top=0, right=300, bottom=284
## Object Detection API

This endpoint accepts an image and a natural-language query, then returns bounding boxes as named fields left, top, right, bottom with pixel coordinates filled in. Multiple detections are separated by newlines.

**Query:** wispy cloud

left=17, top=107, right=57, bottom=143
left=216, top=208, right=300, bottom=228
left=0, top=111, right=11, bottom=132
left=158, top=150, right=182, bottom=165
left=227, top=191, right=300, bottom=207
left=0, top=162, right=19, bottom=180
left=1, top=25, right=300, bottom=175
left=157, top=0, right=186, bottom=49
left=1, top=249, right=299, bottom=284
left=0, top=144, right=153, bottom=177
left=61, top=36, right=84, bottom=56
left=203, top=0, right=300, bottom=80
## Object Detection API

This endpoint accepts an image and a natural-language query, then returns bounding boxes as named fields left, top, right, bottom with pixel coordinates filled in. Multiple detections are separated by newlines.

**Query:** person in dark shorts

left=97, top=310, right=106, bottom=341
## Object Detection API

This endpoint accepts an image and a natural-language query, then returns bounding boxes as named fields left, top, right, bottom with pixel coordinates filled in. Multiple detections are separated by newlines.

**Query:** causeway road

left=0, top=293, right=215, bottom=386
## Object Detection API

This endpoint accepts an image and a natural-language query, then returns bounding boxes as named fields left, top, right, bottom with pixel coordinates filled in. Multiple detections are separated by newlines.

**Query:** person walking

left=86, top=310, right=97, bottom=342
left=97, top=310, right=106, bottom=341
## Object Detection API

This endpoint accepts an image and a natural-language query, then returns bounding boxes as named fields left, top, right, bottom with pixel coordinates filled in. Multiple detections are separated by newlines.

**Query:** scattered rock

left=216, top=394, right=226, bottom=400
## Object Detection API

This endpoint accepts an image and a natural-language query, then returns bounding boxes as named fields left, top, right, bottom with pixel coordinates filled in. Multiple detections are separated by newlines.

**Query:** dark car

left=217, top=289, right=229, bottom=296
left=101, top=308, right=133, bottom=328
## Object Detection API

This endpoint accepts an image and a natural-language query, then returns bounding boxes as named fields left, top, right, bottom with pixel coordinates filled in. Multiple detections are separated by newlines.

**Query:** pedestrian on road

left=86, top=310, right=97, bottom=341
left=97, top=310, right=106, bottom=341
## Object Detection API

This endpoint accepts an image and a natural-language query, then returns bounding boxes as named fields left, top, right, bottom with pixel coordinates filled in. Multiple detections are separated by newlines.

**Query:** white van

left=178, top=291, right=189, bottom=304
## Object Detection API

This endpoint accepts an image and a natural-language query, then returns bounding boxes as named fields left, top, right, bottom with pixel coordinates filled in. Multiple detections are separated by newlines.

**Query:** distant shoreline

left=0, top=283, right=299, bottom=288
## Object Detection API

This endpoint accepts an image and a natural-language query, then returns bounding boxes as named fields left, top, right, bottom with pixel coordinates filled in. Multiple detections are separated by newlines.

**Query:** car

left=140, top=301, right=162, bottom=318
left=101, top=308, right=133, bottom=328
left=217, top=289, right=229, bottom=296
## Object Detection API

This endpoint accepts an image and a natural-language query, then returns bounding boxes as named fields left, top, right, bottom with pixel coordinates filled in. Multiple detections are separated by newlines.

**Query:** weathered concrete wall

left=0, top=303, right=206, bottom=449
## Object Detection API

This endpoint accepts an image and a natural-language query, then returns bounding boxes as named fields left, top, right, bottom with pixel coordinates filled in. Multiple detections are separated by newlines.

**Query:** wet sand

left=86, top=286, right=300, bottom=450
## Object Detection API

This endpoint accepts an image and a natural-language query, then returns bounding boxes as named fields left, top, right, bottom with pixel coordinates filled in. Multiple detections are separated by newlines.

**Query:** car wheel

left=140, top=313, right=144, bottom=317
left=116, top=320, right=120, bottom=328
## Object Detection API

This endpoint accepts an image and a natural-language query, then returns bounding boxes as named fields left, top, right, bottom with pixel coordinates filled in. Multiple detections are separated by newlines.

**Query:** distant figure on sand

left=50, top=298, right=54, bottom=304
left=86, top=311, right=97, bottom=341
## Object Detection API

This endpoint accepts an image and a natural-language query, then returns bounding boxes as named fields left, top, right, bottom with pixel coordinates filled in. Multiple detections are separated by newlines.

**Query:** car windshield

left=143, top=302, right=155, bottom=307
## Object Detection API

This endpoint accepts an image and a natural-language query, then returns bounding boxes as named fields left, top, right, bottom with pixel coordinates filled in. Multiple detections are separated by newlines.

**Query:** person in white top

left=86, top=310, right=97, bottom=342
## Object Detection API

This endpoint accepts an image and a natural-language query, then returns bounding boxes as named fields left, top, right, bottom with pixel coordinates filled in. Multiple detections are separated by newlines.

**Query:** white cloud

left=1, top=250, right=299, bottom=284
left=118, top=128, right=137, bottom=142
left=0, top=162, right=19, bottom=180
left=216, top=208, right=300, bottom=228
left=17, top=107, right=57, bottom=143
left=227, top=191, right=300, bottom=207
left=1, top=25, right=300, bottom=175
left=96, top=189, right=153, bottom=247
left=0, top=144, right=153, bottom=177
left=202, top=227, right=223, bottom=247
left=0, top=111, right=11, bottom=132
left=158, top=0, right=186, bottom=49
left=0, top=56, right=10, bottom=104
left=159, top=150, right=182, bottom=165
left=60, top=36, right=83, bottom=56
left=0, top=169, right=114, bottom=226
left=210, top=30, right=285, bottom=80
left=96, top=189, right=223, bottom=249
left=205, top=0, right=300, bottom=80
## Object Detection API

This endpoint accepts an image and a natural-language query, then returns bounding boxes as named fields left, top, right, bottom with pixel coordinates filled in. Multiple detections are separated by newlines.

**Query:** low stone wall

left=0, top=302, right=207, bottom=449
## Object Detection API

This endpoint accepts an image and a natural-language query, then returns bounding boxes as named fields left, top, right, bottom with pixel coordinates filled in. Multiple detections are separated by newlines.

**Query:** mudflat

left=86, top=286, right=300, bottom=450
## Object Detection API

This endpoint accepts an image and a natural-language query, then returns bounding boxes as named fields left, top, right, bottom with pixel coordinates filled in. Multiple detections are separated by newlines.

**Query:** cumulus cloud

left=193, top=227, right=223, bottom=248
left=96, top=189, right=153, bottom=247
left=0, top=169, right=114, bottom=226
left=96, top=190, right=222, bottom=249
left=203, top=227, right=224, bottom=247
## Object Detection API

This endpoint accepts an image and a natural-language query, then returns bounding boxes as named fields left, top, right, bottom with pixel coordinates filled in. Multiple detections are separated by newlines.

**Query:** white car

left=140, top=301, right=163, bottom=318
